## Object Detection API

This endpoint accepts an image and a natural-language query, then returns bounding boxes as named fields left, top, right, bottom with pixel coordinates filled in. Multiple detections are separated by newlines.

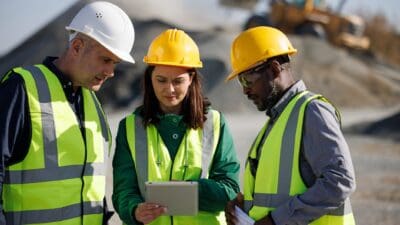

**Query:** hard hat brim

left=225, top=70, right=240, bottom=82
left=66, top=27, right=135, bottom=64
left=112, top=48, right=135, bottom=64
left=143, top=60, right=203, bottom=68
left=225, top=50, right=297, bottom=82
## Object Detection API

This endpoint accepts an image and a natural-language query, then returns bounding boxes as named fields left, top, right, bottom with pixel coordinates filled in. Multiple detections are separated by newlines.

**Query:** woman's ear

left=188, top=71, right=195, bottom=84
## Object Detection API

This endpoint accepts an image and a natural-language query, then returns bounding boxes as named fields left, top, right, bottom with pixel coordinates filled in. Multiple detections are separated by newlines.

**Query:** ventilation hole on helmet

left=96, top=13, right=103, bottom=18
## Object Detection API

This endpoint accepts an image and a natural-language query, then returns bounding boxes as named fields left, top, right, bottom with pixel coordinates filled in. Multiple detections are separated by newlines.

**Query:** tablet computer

left=145, top=181, right=198, bottom=216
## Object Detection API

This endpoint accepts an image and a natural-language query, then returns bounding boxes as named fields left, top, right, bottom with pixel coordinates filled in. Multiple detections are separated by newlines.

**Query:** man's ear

left=270, top=60, right=281, bottom=78
left=70, top=38, right=84, bottom=55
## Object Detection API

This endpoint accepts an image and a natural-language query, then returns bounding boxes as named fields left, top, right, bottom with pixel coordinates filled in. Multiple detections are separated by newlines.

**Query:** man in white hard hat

left=0, top=1, right=135, bottom=224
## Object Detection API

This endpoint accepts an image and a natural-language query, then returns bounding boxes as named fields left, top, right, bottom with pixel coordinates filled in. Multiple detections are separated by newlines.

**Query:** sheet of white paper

left=234, top=205, right=255, bottom=225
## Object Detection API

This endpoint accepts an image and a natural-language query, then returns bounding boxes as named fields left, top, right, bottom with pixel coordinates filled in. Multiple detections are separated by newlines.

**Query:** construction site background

left=364, top=13, right=400, bottom=67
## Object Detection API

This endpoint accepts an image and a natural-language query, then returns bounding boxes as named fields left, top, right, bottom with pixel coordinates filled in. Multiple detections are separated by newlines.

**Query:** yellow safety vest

left=125, top=110, right=226, bottom=225
left=244, top=91, right=355, bottom=225
left=2, top=65, right=111, bottom=225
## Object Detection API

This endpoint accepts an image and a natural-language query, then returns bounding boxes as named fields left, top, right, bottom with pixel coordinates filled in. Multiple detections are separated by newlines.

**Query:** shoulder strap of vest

left=23, top=65, right=59, bottom=168
left=303, top=91, right=342, bottom=127
left=87, top=90, right=111, bottom=144
left=200, top=109, right=219, bottom=178
left=123, top=114, right=148, bottom=196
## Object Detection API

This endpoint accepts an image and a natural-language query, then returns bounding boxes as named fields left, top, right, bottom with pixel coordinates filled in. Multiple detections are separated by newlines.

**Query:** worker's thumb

left=236, top=192, right=244, bottom=208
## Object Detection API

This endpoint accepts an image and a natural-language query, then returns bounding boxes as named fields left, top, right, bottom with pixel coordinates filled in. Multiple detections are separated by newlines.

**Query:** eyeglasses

left=237, top=61, right=270, bottom=88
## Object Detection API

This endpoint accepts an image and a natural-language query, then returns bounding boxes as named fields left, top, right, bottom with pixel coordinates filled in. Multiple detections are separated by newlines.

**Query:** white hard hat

left=66, top=1, right=135, bottom=64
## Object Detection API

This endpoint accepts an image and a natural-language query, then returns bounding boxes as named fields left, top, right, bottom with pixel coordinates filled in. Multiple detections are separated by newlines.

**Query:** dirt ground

left=347, top=134, right=400, bottom=225
left=224, top=110, right=400, bottom=225
left=106, top=107, right=400, bottom=225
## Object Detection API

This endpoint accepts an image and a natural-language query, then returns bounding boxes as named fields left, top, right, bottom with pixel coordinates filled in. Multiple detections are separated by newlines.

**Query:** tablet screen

left=145, top=181, right=198, bottom=215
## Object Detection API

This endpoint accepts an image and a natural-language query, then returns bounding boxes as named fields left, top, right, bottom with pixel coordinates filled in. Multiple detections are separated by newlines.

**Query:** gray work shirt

left=259, top=80, right=356, bottom=225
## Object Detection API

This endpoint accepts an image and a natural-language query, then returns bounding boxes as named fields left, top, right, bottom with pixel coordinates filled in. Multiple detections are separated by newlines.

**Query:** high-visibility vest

left=2, top=65, right=111, bottom=225
left=125, top=110, right=226, bottom=225
left=244, top=91, right=355, bottom=225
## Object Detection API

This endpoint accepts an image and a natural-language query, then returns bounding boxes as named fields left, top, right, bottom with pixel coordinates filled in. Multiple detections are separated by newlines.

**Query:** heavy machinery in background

left=222, top=0, right=370, bottom=51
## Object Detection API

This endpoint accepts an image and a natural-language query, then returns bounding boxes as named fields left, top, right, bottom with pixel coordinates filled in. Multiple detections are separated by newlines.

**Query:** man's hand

left=134, top=202, right=166, bottom=224
left=254, top=214, right=275, bottom=225
left=225, top=192, right=244, bottom=225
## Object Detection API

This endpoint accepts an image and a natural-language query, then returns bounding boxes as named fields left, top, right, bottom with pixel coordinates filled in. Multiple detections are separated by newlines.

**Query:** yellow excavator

left=224, top=0, right=370, bottom=51
left=270, top=0, right=369, bottom=50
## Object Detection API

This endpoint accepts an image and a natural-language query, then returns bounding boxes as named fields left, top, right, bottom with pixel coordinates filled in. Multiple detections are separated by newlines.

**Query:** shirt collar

left=267, top=80, right=307, bottom=120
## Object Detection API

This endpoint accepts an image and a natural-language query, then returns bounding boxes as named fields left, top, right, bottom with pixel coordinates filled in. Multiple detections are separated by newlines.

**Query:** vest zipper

left=158, top=132, right=189, bottom=181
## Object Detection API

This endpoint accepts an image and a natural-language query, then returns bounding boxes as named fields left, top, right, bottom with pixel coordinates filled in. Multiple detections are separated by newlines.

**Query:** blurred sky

left=0, top=0, right=399, bottom=57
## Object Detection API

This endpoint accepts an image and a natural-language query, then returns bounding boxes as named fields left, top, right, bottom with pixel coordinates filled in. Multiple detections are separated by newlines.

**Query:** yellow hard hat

left=143, top=29, right=203, bottom=68
left=226, top=26, right=297, bottom=81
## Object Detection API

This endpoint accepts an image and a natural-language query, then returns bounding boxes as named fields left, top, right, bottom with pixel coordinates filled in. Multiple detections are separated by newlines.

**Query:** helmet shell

left=143, top=29, right=202, bottom=68
left=227, top=26, right=297, bottom=81
left=66, top=1, right=135, bottom=63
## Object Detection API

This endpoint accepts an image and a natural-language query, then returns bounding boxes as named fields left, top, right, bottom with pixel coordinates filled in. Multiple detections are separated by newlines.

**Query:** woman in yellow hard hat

left=112, top=29, right=240, bottom=225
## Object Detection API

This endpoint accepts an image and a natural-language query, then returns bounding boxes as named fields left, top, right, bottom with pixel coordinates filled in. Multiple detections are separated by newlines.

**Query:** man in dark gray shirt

left=224, top=26, right=356, bottom=225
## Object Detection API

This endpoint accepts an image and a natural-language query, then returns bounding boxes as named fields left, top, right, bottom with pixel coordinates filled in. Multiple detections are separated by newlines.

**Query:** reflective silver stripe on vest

left=247, top=194, right=352, bottom=215
left=29, top=65, right=59, bottom=168
left=244, top=199, right=251, bottom=213
left=4, top=201, right=102, bottom=224
left=200, top=111, right=215, bottom=178
left=4, top=163, right=104, bottom=184
left=90, top=91, right=110, bottom=142
left=86, top=90, right=108, bottom=176
left=89, top=91, right=110, bottom=167
left=252, top=193, right=292, bottom=208
left=135, top=117, right=148, bottom=196
left=277, top=92, right=313, bottom=194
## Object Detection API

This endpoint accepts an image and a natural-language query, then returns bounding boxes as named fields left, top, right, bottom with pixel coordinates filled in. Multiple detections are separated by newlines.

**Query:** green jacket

left=112, top=108, right=240, bottom=225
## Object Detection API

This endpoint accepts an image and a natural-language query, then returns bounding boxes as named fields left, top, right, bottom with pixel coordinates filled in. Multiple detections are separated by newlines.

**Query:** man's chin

left=250, top=99, right=265, bottom=111
left=87, top=84, right=102, bottom=92
left=256, top=105, right=267, bottom=111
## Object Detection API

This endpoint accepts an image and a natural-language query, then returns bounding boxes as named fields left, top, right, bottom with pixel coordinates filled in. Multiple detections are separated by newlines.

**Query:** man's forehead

left=93, top=41, right=121, bottom=63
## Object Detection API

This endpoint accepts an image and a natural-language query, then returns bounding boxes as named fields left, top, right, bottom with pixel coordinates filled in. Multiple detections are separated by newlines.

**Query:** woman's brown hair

left=140, top=66, right=211, bottom=129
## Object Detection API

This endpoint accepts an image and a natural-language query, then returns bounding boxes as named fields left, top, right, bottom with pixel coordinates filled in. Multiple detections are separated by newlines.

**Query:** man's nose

left=104, top=65, right=115, bottom=78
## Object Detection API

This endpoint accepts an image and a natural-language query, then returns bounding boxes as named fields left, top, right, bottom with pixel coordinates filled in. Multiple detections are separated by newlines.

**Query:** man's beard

left=258, top=81, right=281, bottom=112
